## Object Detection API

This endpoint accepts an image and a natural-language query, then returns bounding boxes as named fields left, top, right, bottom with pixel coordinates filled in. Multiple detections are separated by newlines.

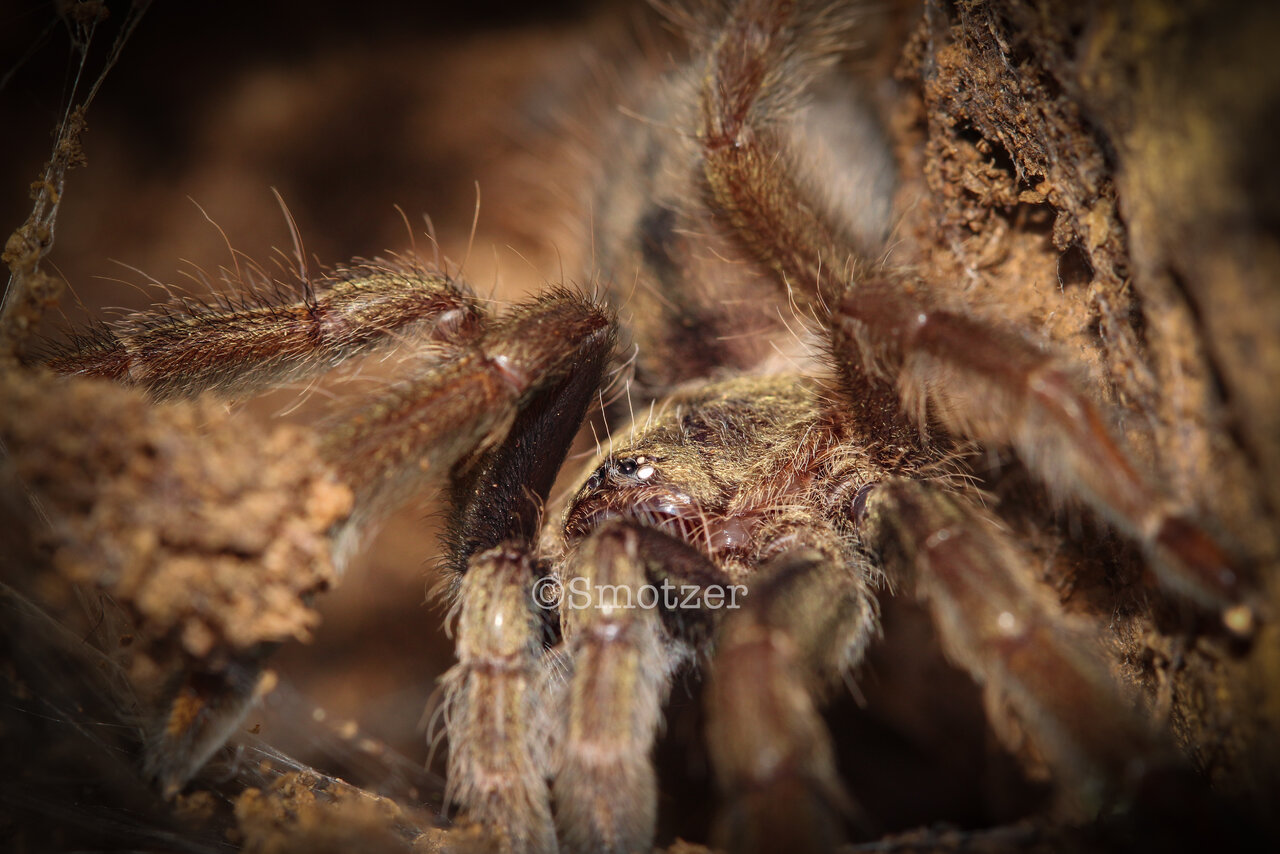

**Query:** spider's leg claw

left=1151, top=515, right=1259, bottom=638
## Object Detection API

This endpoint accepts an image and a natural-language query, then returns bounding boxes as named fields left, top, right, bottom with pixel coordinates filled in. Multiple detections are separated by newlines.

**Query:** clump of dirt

left=0, top=368, right=358, bottom=848
left=1, top=371, right=350, bottom=671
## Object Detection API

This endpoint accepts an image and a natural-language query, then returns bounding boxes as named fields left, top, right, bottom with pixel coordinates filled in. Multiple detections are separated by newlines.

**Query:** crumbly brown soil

left=890, top=0, right=1280, bottom=818
left=0, top=370, right=349, bottom=661
left=2, top=1, right=1277, bottom=852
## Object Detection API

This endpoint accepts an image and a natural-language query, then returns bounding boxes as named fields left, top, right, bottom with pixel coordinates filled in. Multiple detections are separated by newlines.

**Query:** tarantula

left=3, top=0, right=1273, bottom=852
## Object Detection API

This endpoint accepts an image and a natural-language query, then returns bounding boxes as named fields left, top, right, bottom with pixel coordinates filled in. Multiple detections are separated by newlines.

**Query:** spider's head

left=556, top=378, right=835, bottom=569
left=559, top=443, right=759, bottom=567
left=564, top=453, right=703, bottom=542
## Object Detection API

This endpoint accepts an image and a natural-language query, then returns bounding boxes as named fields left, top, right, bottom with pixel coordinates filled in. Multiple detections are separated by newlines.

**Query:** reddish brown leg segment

left=46, top=262, right=483, bottom=400
left=834, top=279, right=1252, bottom=631
left=861, top=478, right=1169, bottom=812
left=700, top=0, right=866, bottom=309
left=706, top=546, right=877, bottom=853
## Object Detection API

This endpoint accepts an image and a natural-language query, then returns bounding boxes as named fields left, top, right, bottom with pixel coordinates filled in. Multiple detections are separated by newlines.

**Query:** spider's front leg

left=858, top=479, right=1168, bottom=812
left=705, top=542, right=879, bottom=853
left=552, top=522, right=716, bottom=854
left=438, top=546, right=557, bottom=854
left=443, top=520, right=716, bottom=854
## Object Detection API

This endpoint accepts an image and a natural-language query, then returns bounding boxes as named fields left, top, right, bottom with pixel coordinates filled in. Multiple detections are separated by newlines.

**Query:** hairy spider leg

left=859, top=479, right=1167, bottom=812
left=553, top=522, right=696, bottom=854
left=45, top=260, right=484, bottom=401
left=698, top=0, right=1254, bottom=633
left=445, top=521, right=719, bottom=853
left=438, top=547, right=556, bottom=854
left=706, top=545, right=877, bottom=852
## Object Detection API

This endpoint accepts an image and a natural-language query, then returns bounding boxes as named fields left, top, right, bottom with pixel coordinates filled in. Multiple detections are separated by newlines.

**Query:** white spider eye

left=613, top=456, right=656, bottom=480
left=579, top=456, right=660, bottom=499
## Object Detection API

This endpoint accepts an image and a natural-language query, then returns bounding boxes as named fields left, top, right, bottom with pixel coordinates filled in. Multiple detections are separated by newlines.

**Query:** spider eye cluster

left=566, top=453, right=702, bottom=546
left=584, top=455, right=657, bottom=491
